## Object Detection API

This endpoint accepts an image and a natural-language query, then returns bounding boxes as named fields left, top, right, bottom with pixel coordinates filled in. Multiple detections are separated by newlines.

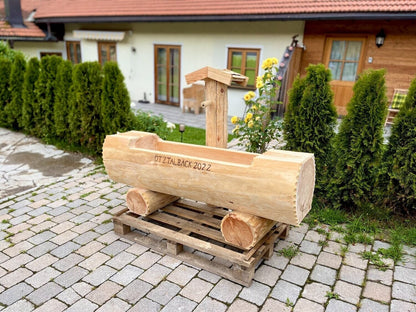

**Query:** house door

left=154, top=45, right=181, bottom=106
left=323, top=37, right=366, bottom=115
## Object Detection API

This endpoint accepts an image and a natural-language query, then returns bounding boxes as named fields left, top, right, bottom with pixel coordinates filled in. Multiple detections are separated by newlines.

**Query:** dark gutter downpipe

left=44, top=22, right=58, bottom=41
left=4, top=0, right=26, bottom=28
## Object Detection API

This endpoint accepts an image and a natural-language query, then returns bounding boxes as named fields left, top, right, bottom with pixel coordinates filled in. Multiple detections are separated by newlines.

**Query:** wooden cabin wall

left=300, top=20, right=416, bottom=107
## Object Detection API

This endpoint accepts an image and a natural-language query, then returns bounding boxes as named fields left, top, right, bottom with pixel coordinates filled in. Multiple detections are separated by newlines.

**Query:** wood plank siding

left=300, top=20, right=416, bottom=115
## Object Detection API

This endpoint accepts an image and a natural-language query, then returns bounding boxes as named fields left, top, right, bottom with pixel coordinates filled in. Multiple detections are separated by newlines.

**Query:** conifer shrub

left=5, top=54, right=26, bottom=130
left=0, top=41, right=24, bottom=61
left=70, top=62, right=103, bottom=154
left=101, top=61, right=134, bottom=135
left=283, top=64, right=337, bottom=198
left=21, top=58, right=40, bottom=134
left=331, top=69, right=388, bottom=211
left=34, top=55, right=63, bottom=139
left=378, top=77, right=416, bottom=215
left=54, top=60, right=73, bottom=139
left=0, top=58, right=12, bottom=126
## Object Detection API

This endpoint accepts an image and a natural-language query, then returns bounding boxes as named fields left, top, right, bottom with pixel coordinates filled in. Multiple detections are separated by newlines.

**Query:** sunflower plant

left=231, top=57, right=282, bottom=153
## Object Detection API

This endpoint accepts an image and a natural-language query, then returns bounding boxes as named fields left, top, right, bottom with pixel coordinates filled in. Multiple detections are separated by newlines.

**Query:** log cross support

left=185, top=67, right=248, bottom=148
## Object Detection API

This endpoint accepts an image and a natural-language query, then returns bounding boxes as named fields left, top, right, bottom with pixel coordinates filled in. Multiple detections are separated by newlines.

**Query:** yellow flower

left=256, top=80, right=264, bottom=89
left=261, top=58, right=273, bottom=70
left=251, top=105, right=257, bottom=111
left=271, top=57, right=278, bottom=65
left=248, top=120, right=254, bottom=128
left=244, top=93, right=251, bottom=101
left=256, top=116, right=261, bottom=121
left=263, top=72, right=271, bottom=80
left=246, top=112, right=253, bottom=120
left=231, top=116, right=239, bottom=124
left=248, top=91, right=256, bottom=98
left=232, top=125, right=239, bottom=134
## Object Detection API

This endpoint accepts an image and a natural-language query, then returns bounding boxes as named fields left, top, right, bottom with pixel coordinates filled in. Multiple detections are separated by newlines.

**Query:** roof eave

left=34, top=12, right=416, bottom=23
left=0, top=35, right=50, bottom=41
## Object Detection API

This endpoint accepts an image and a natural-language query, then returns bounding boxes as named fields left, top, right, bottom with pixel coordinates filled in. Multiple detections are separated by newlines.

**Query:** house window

left=227, top=48, right=260, bottom=89
left=40, top=52, right=62, bottom=58
left=98, top=42, right=117, bottom=66
left=326, top=39, right=363, bottom=81
left=66, top=41, right=82, bottom=64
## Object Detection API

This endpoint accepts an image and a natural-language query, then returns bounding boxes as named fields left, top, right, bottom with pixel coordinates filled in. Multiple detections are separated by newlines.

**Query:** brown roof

left=0, top=21, right=45, bottom=39
left=31, top=0, right=416, bottom=19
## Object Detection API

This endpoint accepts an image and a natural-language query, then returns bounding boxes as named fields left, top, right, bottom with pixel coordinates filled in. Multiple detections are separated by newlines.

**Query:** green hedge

left=21, top=58, right=40, bottom=133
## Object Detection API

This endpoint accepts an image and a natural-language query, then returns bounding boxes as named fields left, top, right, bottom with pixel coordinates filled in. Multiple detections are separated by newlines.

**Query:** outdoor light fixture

left=376, top=29, right=386, bottom=48
left=179, top=124, right=185, bottom=142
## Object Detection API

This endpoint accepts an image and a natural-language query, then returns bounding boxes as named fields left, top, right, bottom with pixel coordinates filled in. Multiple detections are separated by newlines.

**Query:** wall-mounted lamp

left=375, top=29, right=386, bottom=48
left=131, top=47, right=136, bottom=53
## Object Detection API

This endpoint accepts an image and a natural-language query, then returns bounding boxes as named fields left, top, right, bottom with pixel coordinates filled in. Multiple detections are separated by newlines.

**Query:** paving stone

left=310, top=264, right=337, bottom=286
left=26, top=266, right=60, bottom=288
left=147, top=280, right=181, bottom=305
left=362, top=281, right=391, bottom=302
left=76, top=241, right=106, bottom=257
left=27, top=241, right=57, bottom=258
left=72, top=231, right=100, bottom=246
left=9, top=230, right=35, bottom=244
left=55, top=266, right=89, bottom=288
left=101, top=241, right=130, bottom=256
left=52, top=253, right=84, bottom=271
left=9, top=214, right=31, bottom=226
left=209, top=279, right=242, bottom=304
left=180, top=277, right=213, bottom=303
left=301, top=282, right=331, bottom=304
left=56, top=287, right=82, bottom=305
left=167, top=264, right=198, bottom=286
left=139, top=263, right=172, bottom=285
left=26, top=253, right=59, bottom=272
left=334, top=280, right=361, bottom=305
left=95, top=297, right=132, bottom=312
left=403, top=245, right=416, bottom=256
left=373, top=240, right=391, bottom=251
left=70, top=213, right=95, bottom=224
left=0, top=253, right=33, bottom=271
left=304, top=230, right=326, bottom=243
left=132, top=251, right=162, bottom=270
left=281, top=264, right=310, bottom=286
left=348, top=243, right=371, bottom=254
left=0, top=268, right=33, bottom=288
left=325, top=299, right=357, bottom=312
left=390, top=299, right=416, bottom=312
left=160, top=295, right=197, bottom=312
left=270, top=280, right=301, bottom=304
left=30, top=220, right=55, bottom=232
left=239, top=280, right=270, bottom=306
left=83, top=265, right=117, bottom=286
left=117, top=279, right=153, bottom=304
left=275, top=240, right=294, bottom=252
left=254, top=264, right=281, bottom=286
left=72, top=222, right=97, bottom=234
left=286, top=230, right=305, bottom=244
left=299, top=240, right=322, bottom=255
left=110, top=264, right=143, bottom=286
left=86, top=281, right=123, bottom=305
left=339, top=265, right=365, bottom=285
left=260, top=298, right=291, bottom=311
left=366, top=266, right=393, bottom=285
left=392, top=281, right=416, bottom=303
left=323, top=241, right=345, bottom=255
left=198, top=270, right=221, bottom=284
left=317, top=251, right=342, bottom=269
left=290, top=252, right=317, bottom=269
left=397, top=255, right=416, bottom=269
left=293, top=298, right=324, bottom=312
left=358, top=298, right=388, bottom=312
left=32, top=298, right=67, bottom=312
left=50, top=241, right=80, bottom=258
left=344, top=252, right=368, bottom=270
left=26, top=282, right=63, bottom=306
left=394, top=266, right=416, bottom=285
left=227, top=299, right=258, bottom=312
left=1, top=299, right=34, bottom=312
left=94, top=223, right=114, bottom=234
left=72, top=281, right=93, bottom=297
left=158, top=255, right=182, bottom=269
left=65, top=298, right=98, bottom=312
left=194, top=297, right=227, bottom=312
left=79, top=252, right=110, bottom=271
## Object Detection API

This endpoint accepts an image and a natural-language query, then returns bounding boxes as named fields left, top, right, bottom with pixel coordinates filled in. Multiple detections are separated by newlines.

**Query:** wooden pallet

left=113, top=199, right=289, bottom=286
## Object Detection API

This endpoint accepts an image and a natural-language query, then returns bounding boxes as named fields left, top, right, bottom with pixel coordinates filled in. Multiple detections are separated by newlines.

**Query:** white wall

left=16, top=20, right=305, bottom=117
left=14, top=41, right=66, bottom=59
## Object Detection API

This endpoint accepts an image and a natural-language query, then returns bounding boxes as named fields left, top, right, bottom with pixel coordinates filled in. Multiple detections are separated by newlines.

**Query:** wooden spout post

left=185, top=67, right=248, bottom=148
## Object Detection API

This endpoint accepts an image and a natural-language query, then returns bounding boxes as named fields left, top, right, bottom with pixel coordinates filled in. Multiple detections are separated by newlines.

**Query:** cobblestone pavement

left=0, top=166, right=415, bottom=311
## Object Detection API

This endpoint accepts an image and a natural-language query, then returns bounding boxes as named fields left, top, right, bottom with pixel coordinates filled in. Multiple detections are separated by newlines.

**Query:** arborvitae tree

left=34, top=55, right=63, bottom=138
left=331, top=69, right=388, bottom=211
left=0, top=41, right=24, bottom=61
left=4, top=54, right=26, bottom=130
left=70, top=62, right=103, bottom=154
left=22, top=58, right=40, bottom=133
left=283, top=64, right=337, bottom=198
left=378, top=77, right=416, bottom=215
left=54, top=60, right=73, bottom=139
left=283, top=74, right=306, bottom=151
left=0, top=58, right=12, bottom=127
left=101, top=61, right=134, bottom=135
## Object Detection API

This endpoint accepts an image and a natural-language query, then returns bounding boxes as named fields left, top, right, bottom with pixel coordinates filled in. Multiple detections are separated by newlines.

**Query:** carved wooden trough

left=103, top=130, right=315, bottom=226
